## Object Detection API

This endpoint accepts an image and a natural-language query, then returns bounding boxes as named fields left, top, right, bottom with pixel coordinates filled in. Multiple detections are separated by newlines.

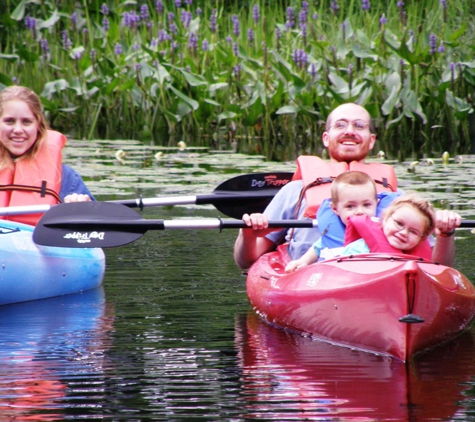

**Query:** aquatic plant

left=0, top=0, right=474, bottom=161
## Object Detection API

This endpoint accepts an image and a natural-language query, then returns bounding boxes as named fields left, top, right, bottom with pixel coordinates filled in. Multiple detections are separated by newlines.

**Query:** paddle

left=0, top=172, right=293, bottom=219
left=32, top=202, right=317, bottom=248
left=109, top=171, right=294, bottom=218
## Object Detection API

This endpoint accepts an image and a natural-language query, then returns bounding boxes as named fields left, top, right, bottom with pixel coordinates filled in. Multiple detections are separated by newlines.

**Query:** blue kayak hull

left=0, top=219, right=105, bottom=305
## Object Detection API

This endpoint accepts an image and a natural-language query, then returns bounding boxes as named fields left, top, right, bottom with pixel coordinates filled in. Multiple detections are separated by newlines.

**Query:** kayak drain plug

left=399, top=313, right=425, bottom=323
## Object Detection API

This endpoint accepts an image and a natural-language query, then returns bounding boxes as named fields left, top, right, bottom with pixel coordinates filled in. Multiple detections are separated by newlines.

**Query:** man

left=234, top=103, right=460, bottom=269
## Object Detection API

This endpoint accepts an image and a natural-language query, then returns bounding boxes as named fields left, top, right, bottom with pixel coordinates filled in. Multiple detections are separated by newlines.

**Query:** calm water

left=1, top=146, right=475, bottom=420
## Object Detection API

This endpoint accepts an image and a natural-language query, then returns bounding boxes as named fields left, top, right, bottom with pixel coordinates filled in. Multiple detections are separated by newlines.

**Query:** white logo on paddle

left=63, top=231, right=105, bottom=244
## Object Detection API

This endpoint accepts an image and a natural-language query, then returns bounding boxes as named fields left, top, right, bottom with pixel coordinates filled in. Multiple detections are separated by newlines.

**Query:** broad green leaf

left=118, top=78, right=136, bottom=92
left=402, top=90, right=427, bottom=123
left=243, top=98, right=263, bottom=126
left=156, top=102, right=179, bottom=123
left=176, top=101, right=193, bottom=119
left=169, top=85, right=199, bottom=110
left=0, top=73, right=13, bottom=86
left=189, top=17, right=201, bottom=34
left=328, top=71, right=348, bottom=92
left=41, top=79, right=70, bottom=98
left=37, top=10, right=61, bottom=30
left=383, top=29, right=400, bottom=50
left=351, top=44, right=377, bottom=61
left=156, top=64, right=171, bottom=85
left=0, top=54, right=19, bottom=63
left=385, top=71, right=401, bottom=91
left=217, top=111, right=238, bottom=122
left=180, top=70, right=207, bottom=87
left=448, top=22, right=466, bottom=43
left=445, top=90, right=472, bottom=113
left=204, top=99, right=220, bottom=106
left=276, top=105, right=300, bottom=114
left=16, top=47, right=39, bottom=63
left=382, top=85, right=399, bottom=115
left=10, top=0, right=28, bottom=21
left=209, top=83, right=228, bottom=94
left=385, top=112, right=405, bottom=128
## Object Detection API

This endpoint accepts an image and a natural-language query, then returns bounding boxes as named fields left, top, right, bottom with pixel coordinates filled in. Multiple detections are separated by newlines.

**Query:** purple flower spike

left=188, top=32, right=198, bottom=51
left=181, top=11, right=192, bottom=28
left=248, top=28, right=254, bottom=44
left=438, top=42, right=445, bottom=53
left=141, top=5, right=149, bottom=21
left=286, top=7, right=295, bottom=29
left=114, top=43, right=122, bottom=55
left=156, top=1, right=164, bottom=14
left=362, top=0, right=370, bottom=11
left=103, top=17, right=110, bottom=31
left=429, top=33, right=437, bottom=54
left=25, top=16, right=36, bottom=31
left=71, top=12, right=77, bottom=30
left=310, top=62, right=317, bottom=79
left=101, top=3, right=109, bottom=15
left=233, top=64, right=242, bottom=78
left=232, top=15, right=240, bottom=38
left=210, top=9, right=217, bottom=33
left=202, top=39, right=209, bottom=51
left=252, top=4, right=260, bottom=23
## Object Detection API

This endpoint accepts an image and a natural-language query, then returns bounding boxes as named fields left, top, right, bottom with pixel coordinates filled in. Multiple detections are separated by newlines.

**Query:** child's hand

left=435, top=210, right=461, bottom=237
left=285, top=260, right=306, bottom=273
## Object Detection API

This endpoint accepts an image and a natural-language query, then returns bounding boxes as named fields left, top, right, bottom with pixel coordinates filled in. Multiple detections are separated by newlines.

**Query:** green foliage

left=0, top=0, right=474, bottom=161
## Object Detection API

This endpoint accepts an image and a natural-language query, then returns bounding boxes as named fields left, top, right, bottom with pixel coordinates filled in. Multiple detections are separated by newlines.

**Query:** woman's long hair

left=0, top=86, right=48, bottom=170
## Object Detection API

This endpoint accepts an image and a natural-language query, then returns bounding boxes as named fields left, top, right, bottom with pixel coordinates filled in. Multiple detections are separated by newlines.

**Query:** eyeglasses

left=390, top=217, right=424, bottom=239
left=330, top=119, right=370, bottom=131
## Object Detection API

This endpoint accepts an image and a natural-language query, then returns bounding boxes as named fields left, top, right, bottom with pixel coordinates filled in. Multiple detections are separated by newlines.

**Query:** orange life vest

left=0, top=130, right=65, bottom=226
left=292, top=156, right=398, bottom=218
left=344, top=215, right=432, bottom=260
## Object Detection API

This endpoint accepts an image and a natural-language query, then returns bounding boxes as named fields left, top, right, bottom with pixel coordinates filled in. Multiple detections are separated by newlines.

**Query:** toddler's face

left=383, top=205, right=427, bottom=251
left=332, top=182, right=377, bottom=225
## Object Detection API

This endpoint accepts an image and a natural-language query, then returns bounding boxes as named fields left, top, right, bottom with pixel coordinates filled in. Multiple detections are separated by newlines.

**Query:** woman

left=0, top=85, right=93, bottom=225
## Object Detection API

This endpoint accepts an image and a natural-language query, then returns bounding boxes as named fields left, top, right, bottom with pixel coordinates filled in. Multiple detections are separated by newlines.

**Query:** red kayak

left=246, top=245, right=475, bottom=361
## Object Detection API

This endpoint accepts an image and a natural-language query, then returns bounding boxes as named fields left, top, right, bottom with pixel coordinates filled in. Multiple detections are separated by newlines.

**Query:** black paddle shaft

left=33, top=202, right=317, bottom=248
left=108, top=172, right=294, bottom=218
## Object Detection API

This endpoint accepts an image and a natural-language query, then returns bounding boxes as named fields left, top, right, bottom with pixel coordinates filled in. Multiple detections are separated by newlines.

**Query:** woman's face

left=0, top=100, right=39, bottom=157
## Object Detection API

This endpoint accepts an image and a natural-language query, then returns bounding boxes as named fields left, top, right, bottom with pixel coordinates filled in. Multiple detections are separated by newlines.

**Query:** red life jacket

left=292, top=156, right=398, bottom=218
left=344, top=215, right=432, bottom=260
left=0, top=130, right=65, bottom=226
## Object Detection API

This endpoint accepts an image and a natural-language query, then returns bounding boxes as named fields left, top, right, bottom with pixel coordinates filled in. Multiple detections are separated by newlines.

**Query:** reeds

left=1, top=0, right=473, bottom=161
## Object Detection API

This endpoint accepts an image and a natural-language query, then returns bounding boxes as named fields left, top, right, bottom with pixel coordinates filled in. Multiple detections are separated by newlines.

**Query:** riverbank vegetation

left=1, top=0, right=474, bottom=161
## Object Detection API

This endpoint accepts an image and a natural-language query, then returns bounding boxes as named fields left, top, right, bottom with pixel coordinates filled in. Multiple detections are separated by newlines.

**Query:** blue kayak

left=0, top=219, right=105, bottom=305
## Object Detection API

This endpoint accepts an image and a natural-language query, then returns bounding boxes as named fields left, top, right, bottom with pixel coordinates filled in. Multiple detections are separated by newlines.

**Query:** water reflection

left=0, top=287, right=114, bottom=419
left=235, top=312, right=475, bottom=420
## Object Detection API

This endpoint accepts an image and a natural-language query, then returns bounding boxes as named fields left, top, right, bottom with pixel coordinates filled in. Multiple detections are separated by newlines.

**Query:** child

left=342, top=193, right=435, bottom=259
left=286, top=192, right=439, bottom=272
left=285, top=171, right=381, bottom=272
